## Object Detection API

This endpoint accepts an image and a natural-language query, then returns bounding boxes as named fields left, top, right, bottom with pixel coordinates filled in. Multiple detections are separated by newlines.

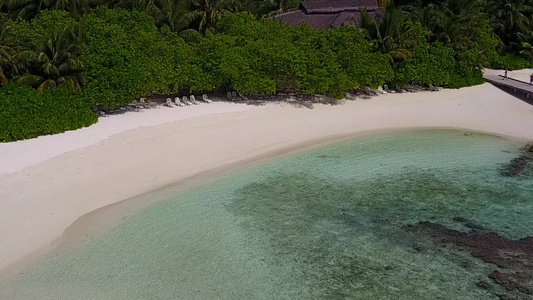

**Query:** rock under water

left=408, top=221, right=533, bottom=299
left=502, top=143, right=533, bottom=177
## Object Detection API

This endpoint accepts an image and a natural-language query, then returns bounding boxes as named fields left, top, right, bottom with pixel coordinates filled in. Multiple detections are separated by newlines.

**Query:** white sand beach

left=1, top=81, right=533, bottom=277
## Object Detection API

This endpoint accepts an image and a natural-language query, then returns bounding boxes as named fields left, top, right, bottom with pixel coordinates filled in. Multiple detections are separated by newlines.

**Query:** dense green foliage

left=80, top=10, right=393, bottom=108
left=384, top=20, right=494, bottom=87
left=6, top=11, right=84, bottom=94
left=0, top=82, right=97, bottom=142
left=200, top=13, right=393, bottom=98
left=1, top=0, right=533, bottom=141
left=391, top=0, right=533, bottom=69
left=81, top=8, right=177, bottom=108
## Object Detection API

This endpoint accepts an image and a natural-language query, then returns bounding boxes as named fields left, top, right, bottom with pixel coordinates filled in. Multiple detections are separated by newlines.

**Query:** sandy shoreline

left=1, top=82, right=533, bottom=279
left=0, top=102, right=258, bottom=175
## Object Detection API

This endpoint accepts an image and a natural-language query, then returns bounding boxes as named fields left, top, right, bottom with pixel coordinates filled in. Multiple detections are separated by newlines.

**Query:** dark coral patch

left=408, top=221, right=533, bottom=299
left=502, top=143, right=533, bottom=177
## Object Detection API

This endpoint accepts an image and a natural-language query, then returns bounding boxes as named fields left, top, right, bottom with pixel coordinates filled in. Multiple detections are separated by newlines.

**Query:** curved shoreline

left=1, top=83, right=533, bottom=279
left=0, top=127, right=523, bottom=282
left=0, top=102, right=259, bottom=176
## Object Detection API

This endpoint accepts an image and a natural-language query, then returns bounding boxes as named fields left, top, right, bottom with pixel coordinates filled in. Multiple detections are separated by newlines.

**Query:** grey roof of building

left=277, top=6, right=382, bottom=29
left=277, top=10, right=340, bottom=29
left=300, top=0, right=379, bottom=14
left=276, top=0, right=383, bottom=29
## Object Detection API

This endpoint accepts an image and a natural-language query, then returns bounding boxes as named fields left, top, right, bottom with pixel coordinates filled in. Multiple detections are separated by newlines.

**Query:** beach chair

left=128, top=100, right=141, bottom=110
left=231, top=91, right=238, bottom=101
left=182, top=96, right=192, bottom=106
left=140, top=97, right=157, bottom=108
left=202, top=94, right=212, bottom=103
left=139, top=98, right=147, bottom=108
left=165, top=98, right=174, bottom=107
left=428, top=84, right=438, bottom=92
left=190, top=95, right=199, bottom=105
left=174, top=97, right=184, bottom=107
left=227, top=92, right=232, bottom=101
left=237, top=92, right=248, bottom=101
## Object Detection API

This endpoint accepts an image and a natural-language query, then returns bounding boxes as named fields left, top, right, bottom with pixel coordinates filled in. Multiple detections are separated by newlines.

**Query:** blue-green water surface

left=1, top=130, right=532, bottom=299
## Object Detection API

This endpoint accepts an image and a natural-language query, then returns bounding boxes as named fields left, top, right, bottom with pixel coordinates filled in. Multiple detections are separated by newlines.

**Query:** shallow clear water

left=1, top=130, right=532, bottom=299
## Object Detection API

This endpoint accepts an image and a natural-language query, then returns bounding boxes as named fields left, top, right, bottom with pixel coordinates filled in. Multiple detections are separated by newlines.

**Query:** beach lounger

left=237, top=92, right=248, bottom=101
left=182, top=96, right=192, bottom=106
left=428, top=84, right=440, bottom=92
left=231, top=91, right=238, bottom=101
left=174, top=97, right=184, bottom=107
left=202, top=94, right=212, bottom=103
left=139, top=98, right=147, bottom=108
left=128, top=100, right=141, bottom=109
left=227, top=92, right=232, bottom=101
left=165, top=98, right=174, bottom=107
left=190, top=95, right=199, bottom=105
left=140, top=97, right=157, bottom=108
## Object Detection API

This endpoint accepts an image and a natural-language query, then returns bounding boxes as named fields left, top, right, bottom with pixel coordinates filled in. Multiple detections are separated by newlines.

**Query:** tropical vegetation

left=1, top=0, right=533, bottom=141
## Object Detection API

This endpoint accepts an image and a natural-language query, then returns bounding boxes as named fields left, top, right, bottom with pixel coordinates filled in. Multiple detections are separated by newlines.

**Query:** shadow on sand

left=490, top=83, right=533, bottom=106
left=96, top=90, right=384, bottom=116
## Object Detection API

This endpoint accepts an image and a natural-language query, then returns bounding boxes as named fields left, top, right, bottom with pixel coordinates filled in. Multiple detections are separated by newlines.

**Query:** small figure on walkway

left=504, top=69, right=508, bottom=80
left=530, top=73, right=533, bottom=85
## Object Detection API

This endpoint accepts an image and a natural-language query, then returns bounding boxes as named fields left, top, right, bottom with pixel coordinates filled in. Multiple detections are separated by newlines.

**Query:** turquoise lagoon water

left=1, top=130, right=532, bottom=299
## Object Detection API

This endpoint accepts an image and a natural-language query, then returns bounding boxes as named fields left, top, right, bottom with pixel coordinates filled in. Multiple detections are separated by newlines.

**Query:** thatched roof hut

left=277, top=0, right=385, bottom=29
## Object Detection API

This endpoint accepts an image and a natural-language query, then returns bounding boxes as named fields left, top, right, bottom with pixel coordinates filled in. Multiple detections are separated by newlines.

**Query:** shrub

left=392, top=21, right=491, bottom=88
left=0, top=82, right=97, bottom=142
left=80, top=8, right=180, bottom=109
left=198, top=13, right=393, bottom=98
left=493, top=54, right=531, bottom=70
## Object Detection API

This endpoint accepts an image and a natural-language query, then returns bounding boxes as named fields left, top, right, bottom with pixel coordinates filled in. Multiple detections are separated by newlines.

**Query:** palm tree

left=17, top=24, right=83, bottom=93
left=519, top=41, right=533, bottom=63
left=517, top=30, right=533, bottom=62
left=186, top=0, right=233, bottom=35
left=403, top=2, right=445, bottom=36
left=401, top=0, right=487, bottom=45
left=258, top=0, right=299, bottom=15
left=0, top=0, right=6, bottom=14
left=53, top=0, right=91, bottom=18
left=0, top=19, right=17, bottom=85
left=7, top=0, right=91, bottom=19
left=106, top=0, right=157, bottom=11
left=360, top=6, right=416, bottom=62
left=486, top=0, right=532, bottom=41
left=7, top=0, right=42, bottom=20
left=152, top=0, right=187, bottom=31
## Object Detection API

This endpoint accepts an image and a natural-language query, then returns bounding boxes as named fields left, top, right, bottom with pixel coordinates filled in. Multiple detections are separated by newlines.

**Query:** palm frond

left=178, top=28, right=202, bottom=43
left=37, top=79, right=56, bottom=94
left=16, top=50, right=37, bottom=61
left=18, top=74, right=44, bottom=86
left=0, top=65, right=6, bottom=86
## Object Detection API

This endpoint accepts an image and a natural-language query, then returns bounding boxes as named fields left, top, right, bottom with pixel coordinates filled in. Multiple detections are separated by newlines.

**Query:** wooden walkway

left=483, top=74, right=533, bottom=99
